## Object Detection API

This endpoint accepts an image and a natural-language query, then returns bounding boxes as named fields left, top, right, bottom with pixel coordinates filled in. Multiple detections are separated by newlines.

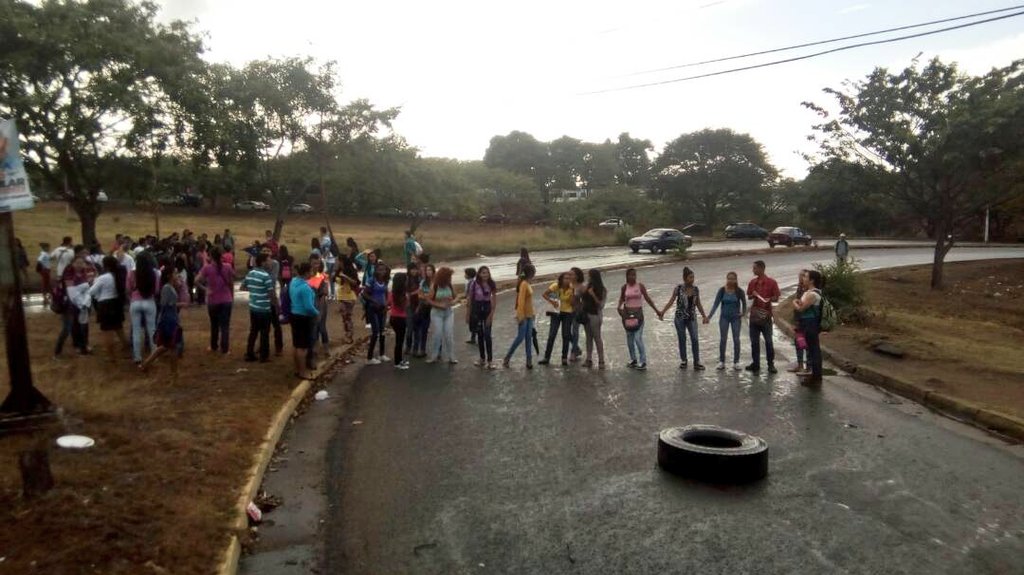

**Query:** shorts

left=291, top=314, right=314, bottom=349
left=155, top=320, right=182, bottom=347
left=96, top=299, right=125, bottom=331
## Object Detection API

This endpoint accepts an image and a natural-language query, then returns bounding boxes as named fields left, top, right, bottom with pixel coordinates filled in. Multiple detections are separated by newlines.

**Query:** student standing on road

left=468, top=265, right=497, bottom=369
left=707, top=271, right=747, bottom=370
left=414, top=264, right=436, bottom=358
left=320, top=227, right=337, bottom=301
left=126, top=251, right=161, bottom=365
left=582, top=268, right=607, bottom=369
left=289, top=262, right=318, bottom=379
left=89, top=255, right=129, bottom=363
left=265, top=248, right=284, bottom=356
left=788, top=271, right=807, bottom=374
left=307, top=254, right=331, bottom=367
left=140, top=267, right=185, bottom=378
left=503, top=264, right=537, bottom=369
left=464, top=267, right=478, bottom=346
left=569, top=267, right=586, bottom=362
left=195, top=246, right=234, bottom=354
left=405, top=263, right=422, bottom=356
left=37, top=242, right=52, bottom=305
left=539, top=273, right=575, bottom=366
left=389, top=272, right=410, bottom=369
left=334, top=255, right=360, bottom=345
left=660, top=267, right=709, bottom=370
left=793, top=269, right=825, bottom=385
left=242, top=253, right=276, bottom=363
left=617, top=268, right=660, bottom=371
left=404, top=230, right=419, bottom=266
left=362, top=263, right=390, bottom=365
left=746, top=260, right=780, bottom=374
left=515, top=247, right=531, bottom=277
left=425, top=266, right=457, bottom=364
left=835, top=233, right=850, bottom=264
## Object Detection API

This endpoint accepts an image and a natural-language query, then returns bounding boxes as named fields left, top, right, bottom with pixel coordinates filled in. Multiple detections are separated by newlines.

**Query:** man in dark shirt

left=746, top=260, right=780, bottom=374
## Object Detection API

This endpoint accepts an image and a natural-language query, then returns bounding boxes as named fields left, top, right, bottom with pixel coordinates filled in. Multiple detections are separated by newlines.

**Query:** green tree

left=0, top=0, right=206, bottom=245
left=652, top=128, right=777, bottom=231
left=796, top=159, right=898, bottom=236
left=615, top=132, right=653, bottom=187
left=805, top=57, right=1024, bottom=288
left=483, top=131, right=553, bottom=202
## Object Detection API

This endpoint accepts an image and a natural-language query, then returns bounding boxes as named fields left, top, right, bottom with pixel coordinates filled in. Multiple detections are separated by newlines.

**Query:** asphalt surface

left=322, top=248, right=1024, bottom=574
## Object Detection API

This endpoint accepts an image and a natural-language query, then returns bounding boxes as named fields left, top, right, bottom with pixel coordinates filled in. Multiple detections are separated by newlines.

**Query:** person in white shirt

left=88, top=255, right=129, bottom=362
left=320, top=227, right=337, bottom=300
left=51, top=236, right=75, bottom=277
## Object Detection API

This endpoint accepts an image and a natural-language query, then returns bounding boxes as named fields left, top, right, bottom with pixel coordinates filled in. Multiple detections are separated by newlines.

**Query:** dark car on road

left=768, top=226, right=813, bottom=247
left=724, top=222, right=769, bottom=239
left=479, top=213, right=509, bottom=224
left=629, top=228, right=693, bottom=253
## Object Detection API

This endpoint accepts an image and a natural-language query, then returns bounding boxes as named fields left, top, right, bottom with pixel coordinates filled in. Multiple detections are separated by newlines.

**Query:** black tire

left=631, top=246, right=639, bottom=253
left=657, top=425, right=768, bottom=484
left=660, top=247, right=668, bottom=254
left=768, top=242, right=775, bottom=248
left=650, top=247, right=658, bottom=254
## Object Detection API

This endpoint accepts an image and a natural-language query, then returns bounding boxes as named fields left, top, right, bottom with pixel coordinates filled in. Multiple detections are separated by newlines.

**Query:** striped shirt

left=243, top=268, right=275, bottom=313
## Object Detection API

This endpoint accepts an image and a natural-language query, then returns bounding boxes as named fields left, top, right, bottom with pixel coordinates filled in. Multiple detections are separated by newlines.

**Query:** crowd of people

left=32, top=227, right=829, bottom=385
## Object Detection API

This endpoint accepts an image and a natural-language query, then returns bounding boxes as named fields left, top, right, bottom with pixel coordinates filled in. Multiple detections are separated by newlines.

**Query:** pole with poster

left=0, top=118, right=53, bottom=416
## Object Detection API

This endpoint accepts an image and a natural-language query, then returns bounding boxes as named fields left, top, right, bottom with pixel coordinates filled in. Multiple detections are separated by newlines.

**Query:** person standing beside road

left=617, top=268, right=660, bottom=371
left=265, top=248, right=284, bottom=356
left=126, top=251, right=161, bottom=365
left=582, top=268, right=607, bottom=370
left=788, top=271, right=807, bottom=374
left=835, top=233, right=850, bottom=264
left=569, top=267, right=586, bottom=362
left=660, top=266, right=709, bottom=371
left=464, top=267, right=478, bottom=346
left=37, top=242, right=52, bottom=305
left=468, top=266, right=497, bottom=369
left=307, top=254, right=331, bottom=367
left=288, top=262, right=318, bottom=379
left=278, top=245, right=293, bottom=292
left=195, top=246, right=234, bottom=355
left=222, top=228, right=235, bottom=255
left=51, top=235, right=75, bottom=278
left=362, top=263, right=390, bottom=365
left=515, top=247, right=531, bottom=277
left=425, top=266, right=457, bottom=364
left=793, top=269, right=825, bottom=385
left=389, top=272, right=410, bottom=369
left=414, top=264, right=436, bottom=358
left=242, top=253, right=276, bottom=363
left=503, top=264, right=537, bottom=369
left=334, top=255, right=360, bottom=345
left=404, top=230, right=419, bottom=266
left=707, top=271, right=747, bottom=371
left=320, top=227, right=337, bottom=301
left=539, top=273, right=575, bottom=367
left=746, top=260, right=780, bottom=374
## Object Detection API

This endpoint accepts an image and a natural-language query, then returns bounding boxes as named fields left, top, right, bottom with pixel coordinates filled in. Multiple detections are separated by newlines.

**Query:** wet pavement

left=260, top=247, right=1024, bottom=574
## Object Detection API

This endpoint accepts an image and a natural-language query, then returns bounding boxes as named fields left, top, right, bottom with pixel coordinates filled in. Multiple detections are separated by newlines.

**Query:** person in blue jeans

left=503, top=264, right=537, bottom=369
left=659, top=267, right=708, bottom=370
left=793, top=269, right=825, bottom=385
left=707, top=271, right=747, bottom=370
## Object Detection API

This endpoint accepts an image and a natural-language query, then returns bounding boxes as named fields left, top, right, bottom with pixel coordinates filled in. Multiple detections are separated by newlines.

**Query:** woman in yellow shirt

left=334, top=255, right=360, bottom=344
left=538, top=272, right=574, bottom=366
left=502, top=264, right=537, bottom=369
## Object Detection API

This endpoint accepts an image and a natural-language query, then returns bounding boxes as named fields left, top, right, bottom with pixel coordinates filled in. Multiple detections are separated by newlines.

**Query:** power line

left=583, top=9, right=1024, bottom=95
left=623, top=4, right=1024, bottom=78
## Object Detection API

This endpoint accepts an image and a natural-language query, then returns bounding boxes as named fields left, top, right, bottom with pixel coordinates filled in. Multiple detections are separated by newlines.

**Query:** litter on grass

left=56, top=435, right=95, bottom=449
left=314, top=390, right=329, bottom=401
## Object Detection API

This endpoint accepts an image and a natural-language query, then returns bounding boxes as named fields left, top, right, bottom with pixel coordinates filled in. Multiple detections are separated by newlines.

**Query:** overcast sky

left=157, top=0, right=1024, bottom=178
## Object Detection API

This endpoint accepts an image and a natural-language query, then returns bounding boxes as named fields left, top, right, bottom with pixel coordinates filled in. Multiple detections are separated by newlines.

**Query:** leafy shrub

left=813, top=258, right=866, bottom=323
left=613, top=224, right=635, bottom=245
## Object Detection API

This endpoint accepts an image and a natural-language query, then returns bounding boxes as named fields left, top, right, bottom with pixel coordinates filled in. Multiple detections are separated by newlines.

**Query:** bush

left=813, top=258, right=866, bottom=323
left=613, top=224, right=635, bottom=245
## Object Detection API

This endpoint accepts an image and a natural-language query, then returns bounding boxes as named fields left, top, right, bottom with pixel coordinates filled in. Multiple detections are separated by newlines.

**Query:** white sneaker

left=473, top=359, right=485, bottom=367
left=364, top=323, right=371, bottom=329
left=395, top=363, right=409, bottom=370
left=401, top=360, right=410, bottom=367
left=716, top=361, right=725, bottom=370
left=380, top=355, right=390, bottom=362
left=732, top=362, right=742, bottom=371
left=368, top=358, right=381, bottom=365
left=425, top=357, right=437, bottom=364
left=449, top=359, right=459, bottom=365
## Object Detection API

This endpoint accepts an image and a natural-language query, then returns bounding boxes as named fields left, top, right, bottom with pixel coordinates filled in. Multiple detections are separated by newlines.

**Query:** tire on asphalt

left=657, top=425, right=768, bottom=484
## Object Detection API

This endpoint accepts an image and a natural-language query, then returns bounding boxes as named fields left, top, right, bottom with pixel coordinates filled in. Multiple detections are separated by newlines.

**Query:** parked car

left=288, top=203, right=313, bottom=213
left=724, top=222, right=768, bottom=239
left=767, top=226, right=813, bottom=247
left=628, top=228, right=693, bottom=253
left=157, top=195, right=184, bottom=206
left=598, top=218, right=626, bottom=229
left=234, top=200, right=269, bottom=211
left=180, top=192, right=202, bottom=207
left=479, top=213, right=509, bottom=224
left=415, top=208, right=440, bottom=220
left=373, top=207, right=407, bottom=218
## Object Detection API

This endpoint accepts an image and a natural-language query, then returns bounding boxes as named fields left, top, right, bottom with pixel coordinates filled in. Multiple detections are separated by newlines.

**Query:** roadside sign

left=0, top=119, right=35, bottom=213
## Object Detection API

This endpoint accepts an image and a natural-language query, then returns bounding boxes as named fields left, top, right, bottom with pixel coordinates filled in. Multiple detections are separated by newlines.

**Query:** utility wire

left=623, top=4, right=1024, bottom=78
left=583, top=9, right=1024, bottom=95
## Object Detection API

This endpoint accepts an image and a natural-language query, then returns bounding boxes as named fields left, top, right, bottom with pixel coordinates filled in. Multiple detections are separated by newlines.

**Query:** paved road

left=323, top=247, right=1024, bottom=574
left=445, top=239, right=944, bottom=283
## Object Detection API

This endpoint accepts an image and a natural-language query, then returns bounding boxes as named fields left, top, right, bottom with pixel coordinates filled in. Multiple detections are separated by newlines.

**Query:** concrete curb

left=217, top=337, right=369, bottom=575
left=774, top=313, right=1024, bottom=443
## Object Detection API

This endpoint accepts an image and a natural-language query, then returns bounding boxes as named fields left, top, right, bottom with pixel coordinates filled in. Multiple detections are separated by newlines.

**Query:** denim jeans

left=626, top=324, right=647, bottom=365
left=472, top=301, right=493, bottom=362
left=326, top=262, right=337, bottom=298
left=505, top=317, right=534, bottom=363
left=390, top=316, right=407, bottom=364
left=718, top=315, right=742, bottom=364
left=246, top=310, right=272, bottom=360
left=542, top=312, right=573, bottom=361
left=207, top=302, right=232, bottom=353
left=429, top=307, right=456, bottom=362
left=570, top=315, right=583, bottom=357
left=55, top=306, right=89, bottom=355
left=368, top=306, right=386, bottom=360
left=749, top=319, right=775, bottom=367
left=800, top=317, right=823, bottom=378
left=583, top=313, right=605, bottom=364
left=673, top=316, right=700, bottom=364
left=130, top=299, right=157, bottom=362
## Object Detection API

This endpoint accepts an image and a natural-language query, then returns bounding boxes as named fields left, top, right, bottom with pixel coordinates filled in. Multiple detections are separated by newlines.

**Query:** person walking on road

left=835, top=233, right=850, bottom=264
left=660, top=266, right=709, bottom=370
left=793, top=269, right=825, bottom=385
left=617, top=268, right=660, bottom=371
left=503, top=264, right=537, bottom=369
left=195, top=246, right=234, bottom=355
left=539, top=273, right=574, bottom=366
left=242, top=253, right=276, bottom=363
left=289, top=262, right=318, bottom=379
left=707, top=271, right=747, bottom=371
left=582, top=268, right=607, bottom=369
left=746, top=260, right=780, bottom=374
left=362, top=263, right=390, bottom=365
left=389, top=272, right=409, bottom=369
left=426, top=266, right=457, bottom=364
left=468, top=265, right=497, bottom=369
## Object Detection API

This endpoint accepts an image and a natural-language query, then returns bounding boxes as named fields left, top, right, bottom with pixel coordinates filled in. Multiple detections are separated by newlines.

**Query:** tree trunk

left=272, top=217, right=285, bottom=242
left=930, top=220, right=954, bottom=290
left=72, top=200, right=100, bottom=247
